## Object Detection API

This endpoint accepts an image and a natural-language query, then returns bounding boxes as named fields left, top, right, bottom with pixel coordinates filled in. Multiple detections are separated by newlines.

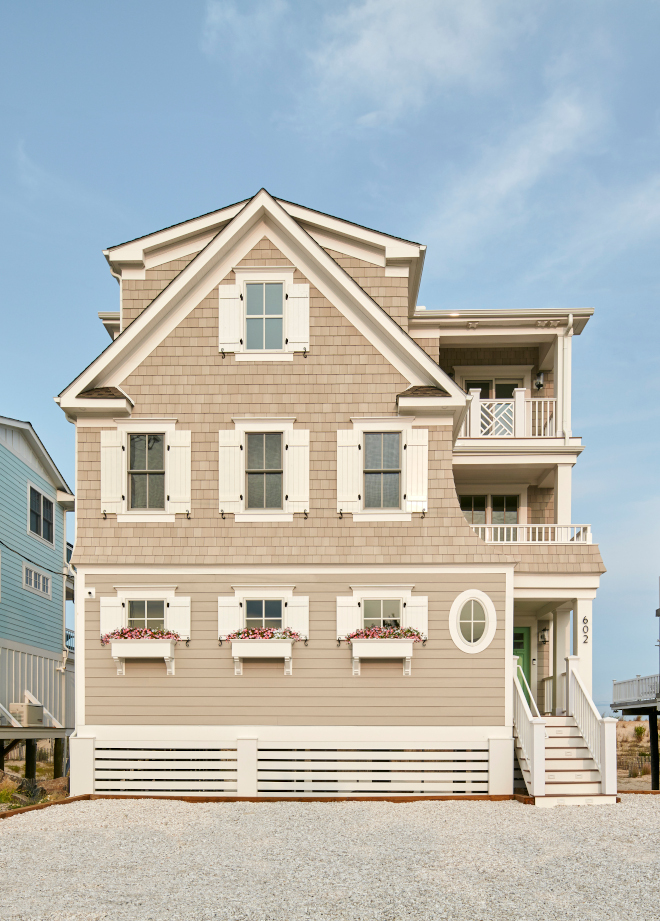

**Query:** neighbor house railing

left=65, top=629, right=75, bottom=653
left=612, top=674, right=659, bottom=705
left=459, top=391, right=557, bottom=438
left=470, top=524, right=591, bottom=544
left=512, top=656, right=545, bottom=797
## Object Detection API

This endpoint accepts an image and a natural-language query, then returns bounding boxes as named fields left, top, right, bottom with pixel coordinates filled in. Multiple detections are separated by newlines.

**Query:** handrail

left=517, top=662, right=541, bottom=717
left=512, top=656, right=545, bottom=797
left=470, top=524, right=592, bottom=544
left=566, top=659, right=602, bottom=771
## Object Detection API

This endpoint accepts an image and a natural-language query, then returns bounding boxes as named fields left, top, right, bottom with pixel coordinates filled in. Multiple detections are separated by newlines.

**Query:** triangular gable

left=0, top=416, right=72, bottom=494
left=58, top=190, right=466, bottom=414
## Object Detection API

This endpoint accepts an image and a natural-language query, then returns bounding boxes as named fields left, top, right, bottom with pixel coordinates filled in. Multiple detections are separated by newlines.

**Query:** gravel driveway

left=0, top=796, right=658, bottom=920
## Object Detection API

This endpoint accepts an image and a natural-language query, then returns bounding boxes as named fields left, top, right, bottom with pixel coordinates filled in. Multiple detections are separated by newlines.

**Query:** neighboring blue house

left=0, top=416, right=75, bottom=727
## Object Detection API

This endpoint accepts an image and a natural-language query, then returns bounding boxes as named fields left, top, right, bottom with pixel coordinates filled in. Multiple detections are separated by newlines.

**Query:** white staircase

left=513, top=656, right=617, bottom=807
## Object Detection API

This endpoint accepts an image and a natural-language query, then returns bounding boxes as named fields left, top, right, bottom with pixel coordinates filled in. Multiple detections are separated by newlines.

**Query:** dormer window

left=246, top=283, right=284, bottom=351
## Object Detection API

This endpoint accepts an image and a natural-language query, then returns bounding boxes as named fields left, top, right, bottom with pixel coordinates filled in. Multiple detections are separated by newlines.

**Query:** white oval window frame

left=449, top=590, right=497, bottom=654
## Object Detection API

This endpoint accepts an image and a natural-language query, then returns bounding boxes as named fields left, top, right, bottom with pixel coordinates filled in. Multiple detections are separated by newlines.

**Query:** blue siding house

left=0, top=416, right=74, bottom=727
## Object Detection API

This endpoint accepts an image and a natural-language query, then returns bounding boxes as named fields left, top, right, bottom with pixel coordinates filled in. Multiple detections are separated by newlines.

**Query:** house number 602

left=582, top=616, right=589, bottom=644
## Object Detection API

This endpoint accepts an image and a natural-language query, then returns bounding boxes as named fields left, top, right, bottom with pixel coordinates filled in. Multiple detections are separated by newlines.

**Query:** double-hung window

left=127, top=599, right=165, bottom=630
left=245, top=599, right=283, bottom=630
left=128, top=434, right=165, bottom=510
left=29, top=487, right=53, bottom=543
left=363, top=599, right=401, bottom=629
left=245, top=283, right=283, bottom=351
left=364, top=432, right=401, bottom=509
left=460, top=495, right=486, bottom=524
left=246, top=432, right=283, bottom=509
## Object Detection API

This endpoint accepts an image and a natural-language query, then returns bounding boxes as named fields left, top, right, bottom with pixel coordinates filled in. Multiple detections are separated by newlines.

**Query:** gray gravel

left=0, top=796, right=658, bottom=920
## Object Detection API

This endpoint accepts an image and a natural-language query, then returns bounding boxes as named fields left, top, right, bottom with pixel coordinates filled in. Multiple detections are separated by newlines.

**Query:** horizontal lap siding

left=84, top=572, right=506, bottom=726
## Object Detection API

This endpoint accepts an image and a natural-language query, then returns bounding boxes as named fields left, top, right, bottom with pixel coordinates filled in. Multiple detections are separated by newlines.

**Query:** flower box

left=109, top=639, right=177, bottom=676
left=230, top=639, right=294, bottom=676
left=349, top=638, right=415, bottom=677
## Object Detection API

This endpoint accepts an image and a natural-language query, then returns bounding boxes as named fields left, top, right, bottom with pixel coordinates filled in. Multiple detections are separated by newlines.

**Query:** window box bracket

left=349, top=638, right=415, bottom=676
left=109, top=638, right=177, bottom=676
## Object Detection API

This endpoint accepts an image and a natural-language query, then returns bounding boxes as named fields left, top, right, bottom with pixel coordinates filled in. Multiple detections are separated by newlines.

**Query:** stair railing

left=565, top=655, right=618, bottom=795
left=512, top=656, right=546, bottom=797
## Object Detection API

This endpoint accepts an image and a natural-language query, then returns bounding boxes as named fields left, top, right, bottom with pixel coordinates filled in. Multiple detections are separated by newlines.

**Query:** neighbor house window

left=23, top=564, right=51, bottom=599
left=246, top=432, right=283, bottom=509
left=245, top=599, right=283, bottom=629
left=364, top=432, right=400, bottom=508
left=460, top=495, right=486, bottom=524
left=129, top=434, right=165, bottom=509
left=363, top=599, right=401, bottom=629
left=459, top=599, right=487, bottom=644
left=245, top=282, right=284, bottom=350
left=127, top=600, right=165, bottom=630
left=29, top=487, right=53, bottom=543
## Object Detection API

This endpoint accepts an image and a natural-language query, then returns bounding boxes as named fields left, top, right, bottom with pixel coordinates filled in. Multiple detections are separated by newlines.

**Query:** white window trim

left=22, top=561, right=53, bottom=599
left=26, top=481, right=55, bottom=547
left=350, top=418, right=415, bottom=522
left=350, top=585, right=413, bottom=626
left=232, top=418, right=296, bottom=522
left=114, top=585, right=177, bottom=627
left=454, top=366, right=534, bottom=394
left=233, top=267, right=295, bottom=361
left=232, top=584, right=294, bottom=620
left=448, top=589, right=497, bottom=654
left=112, top=419, right=177, bottom=522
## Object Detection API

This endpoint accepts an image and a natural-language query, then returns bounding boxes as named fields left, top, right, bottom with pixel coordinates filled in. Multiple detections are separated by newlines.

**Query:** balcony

left=612, top=674, right=659, bottom=709
left=460, top=391, right=556, bottom=438
left=470, top=524, right=592, bottom=544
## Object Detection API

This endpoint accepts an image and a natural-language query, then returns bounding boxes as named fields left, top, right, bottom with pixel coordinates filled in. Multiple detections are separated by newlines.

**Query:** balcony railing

left=459, top=392, right=557, bottom=437
left=65, top=628, right=75, bottom=653
left=612, top=674, right=659, bottom=706
left=470, top=524, right=592, bottom=544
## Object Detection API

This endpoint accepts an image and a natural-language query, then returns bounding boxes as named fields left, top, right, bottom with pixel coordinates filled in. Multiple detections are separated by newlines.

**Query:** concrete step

left=544, top=780, right=601, bottom=795
left=545, top=769, right=601, bottom=782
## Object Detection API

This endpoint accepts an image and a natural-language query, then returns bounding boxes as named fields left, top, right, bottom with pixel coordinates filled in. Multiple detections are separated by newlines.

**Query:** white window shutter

left=285, top=595, right=309, bottom=638
left=218, top=596, right=242, bottom=638
left=404, top=428, right=428, bottom=513
left=337, top=429, right=361, bottom=513
left=218, top=430, right=243, bottom=514
left=285, top=283, right=309, bottom=352
left=167, top=596, right=191, bottom=640
left=167, top=430, right=191, bottom=514
left=405, top=595, right=428, bottom=636
left=285, top=429, right=309, bottom=514
left=218, top=284, right=242, bottom=353
left=336, top=596, right=361, bottom=639
left=99, top=596, right=124, bottom=636
left=100, top=430, right=124, bottom=514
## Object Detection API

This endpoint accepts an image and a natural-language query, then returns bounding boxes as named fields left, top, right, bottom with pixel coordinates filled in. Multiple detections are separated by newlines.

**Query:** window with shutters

left=218, top=587, right=309, bottom=639
left=128, top=600, right=165, bottom=630
left=245, top=283, right=283, bottom=350
left=100, top=588, right=191, bottom=641
left=364, top=433, right=400, bottom=509
left=337, top=588, right=428, bottom=640
left=246, top=433, right=283, bottom=509
left=363, top=599, right=401, bottom=629
left=27, top=484, right=54, bottom=544
left=128, top=434, right=165, bottom=509
left=245, top=599, right=283, bottom=629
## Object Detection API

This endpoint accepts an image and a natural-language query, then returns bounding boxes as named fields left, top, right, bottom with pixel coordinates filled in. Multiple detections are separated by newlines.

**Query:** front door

left=513, top=626, right=531, bottom=703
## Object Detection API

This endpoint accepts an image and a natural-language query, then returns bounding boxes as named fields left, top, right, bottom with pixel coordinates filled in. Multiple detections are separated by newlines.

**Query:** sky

left=1, top=0, right=659, bottom=705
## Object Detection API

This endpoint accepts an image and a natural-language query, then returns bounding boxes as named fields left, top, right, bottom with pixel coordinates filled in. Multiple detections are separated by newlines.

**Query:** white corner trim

left=448, top=589, right=498, bottom=655
left=116, top=514, right=176, bottom=523
left=234, top=352, right=293, bottom=362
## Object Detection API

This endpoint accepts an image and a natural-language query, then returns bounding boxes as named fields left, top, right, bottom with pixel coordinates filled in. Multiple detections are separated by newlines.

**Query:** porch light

left=538, top=627, right=549, bottom=645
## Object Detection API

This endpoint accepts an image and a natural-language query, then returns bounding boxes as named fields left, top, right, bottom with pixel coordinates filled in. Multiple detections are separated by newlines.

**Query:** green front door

left=513, top=627, right=531, bottom=703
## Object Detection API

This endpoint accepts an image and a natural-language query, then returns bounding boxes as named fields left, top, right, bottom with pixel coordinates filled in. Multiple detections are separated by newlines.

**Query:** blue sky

left=1, top=1, right=658, bottom=704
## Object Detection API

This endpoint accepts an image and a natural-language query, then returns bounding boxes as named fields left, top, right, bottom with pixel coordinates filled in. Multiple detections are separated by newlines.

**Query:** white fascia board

left=514, top=573, right=601, bottom=591
left=56, top=489, right=75, bottom=510
left=61, top=190, right=465, bottom=402
left=58, top=395, right=133, bottom=418
left=452, top=443, right=583, bottom=461
left=397, top=396, right=460, bottom=415
left=412, top=307, right=593, bottom=336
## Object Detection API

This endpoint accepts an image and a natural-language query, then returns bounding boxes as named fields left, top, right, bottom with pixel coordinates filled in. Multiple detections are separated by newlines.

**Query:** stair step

left=545, top=737, right=589, bottom=749
left=546, top=726, right=582, bottom=738
left=545, top=770, right=600, bottom=782
left=545, top=759, right=597, bottom=771
left=544, top=716, right=577, bottom=726
left=533, top=795, right=617, bottom=808
left=544, top=781, right=601, bottom=794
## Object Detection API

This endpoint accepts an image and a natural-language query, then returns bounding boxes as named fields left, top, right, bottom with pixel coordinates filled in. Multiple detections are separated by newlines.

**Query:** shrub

left=641, top=764, right=651, bottom=776
left=629, top=766, right=639, bottom=778
left=634, top=725, right=646, bottom=741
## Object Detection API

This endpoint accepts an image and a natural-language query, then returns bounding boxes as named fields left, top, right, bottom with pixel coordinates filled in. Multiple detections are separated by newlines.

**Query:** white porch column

left=469, top=389, right=482, bottom=437
left=573, top=598, right=593, bottom=696
left=488, top=738, right=514, bottom=795
left=554, top=464, right=572, bottom=525
left=69, top=736, right=95, bottom=795
left=552, top=608, right=571, bottom=714
left=513, top=388, right=526, bottom=436
left=236, top=736, right=258, bottom=797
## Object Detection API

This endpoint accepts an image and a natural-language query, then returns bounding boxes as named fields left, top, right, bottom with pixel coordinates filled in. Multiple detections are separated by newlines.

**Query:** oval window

left=449, top=590, right=497, bottom=654
left=459, top=599, right=486, bottom=644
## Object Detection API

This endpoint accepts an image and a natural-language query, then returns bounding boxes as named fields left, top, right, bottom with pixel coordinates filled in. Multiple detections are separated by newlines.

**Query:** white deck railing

left=542, top=676, right=553, bottom=715
left=512, top=657, right=545, bottom=797
left=470, top=524, right=592, bottom=544
left=565, top=656, right=617, bottom=794
left=612, top=674, right=659, bottom=705
left=460, top=393, right=557, bottom=438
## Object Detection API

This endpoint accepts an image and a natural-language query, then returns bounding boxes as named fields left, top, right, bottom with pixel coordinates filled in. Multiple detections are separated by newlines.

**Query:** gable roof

left=0, top=416, right=73, bottom=494
left=58, top=190, right=466, bottom=419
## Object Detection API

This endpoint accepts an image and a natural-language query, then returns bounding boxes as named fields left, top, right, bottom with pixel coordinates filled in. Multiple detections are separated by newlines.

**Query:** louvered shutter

left=218, top=430, right=243, bottom=514
left=218, top=284, right=242, bottom=353
left=336, top=596, right=361, bottom=639
left=100, top=430, right=124, bottom=514
left=167, top=430, right=191, bottom=514
left=285, top=595, right=309, bottom=638
left=285, top=283, right=309, bottom=352
left=405, top=595, right=428, bottom=636
left=99, top=596, right=124, bottom=637
left=404, top=428, right=428, bottom=513
left=167, top=596, right=191, bottom=640
left=218, top=596, right=242, bottom=638
left=337, top=429, right=361, bottom=513
left=285, top=429, right=309, bottom=514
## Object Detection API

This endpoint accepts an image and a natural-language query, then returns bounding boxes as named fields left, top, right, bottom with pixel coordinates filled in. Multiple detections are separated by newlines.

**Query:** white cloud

left=202, top=0, right=288, bottom=58
left=308, top=0, right=533, bottom=123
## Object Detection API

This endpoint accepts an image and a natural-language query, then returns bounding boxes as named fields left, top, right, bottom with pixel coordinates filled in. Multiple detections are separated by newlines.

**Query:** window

left=246, top=432, right=283, bottom=509
left=29, top=487, right=53, bottom=543
left=459, top=599, right=487, bottom=644
left=464, top=379, right=522, bottom=399
left=245, top=599, right=283, bottom=629
left=363, top=599, right=401, bottom=629
left=492, top=495, right=518, bottom=524
left=459, top=494, right=519, bottom=526
left=245, top=282, right=283, bottom=351
left=460, top=495, right=486, bottom=524
left=127, top=600, right=165, bottom=630
left=129, top=434, right=165, bottom=510
left=364, top=432, right=400, bottom=509
left=23, top=564, right=51, bottom=599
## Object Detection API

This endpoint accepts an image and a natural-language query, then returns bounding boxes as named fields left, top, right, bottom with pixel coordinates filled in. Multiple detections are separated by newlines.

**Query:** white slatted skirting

left=257, top=745, right=489, bottom=796
left=94, top=743, right=238, bottom=794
